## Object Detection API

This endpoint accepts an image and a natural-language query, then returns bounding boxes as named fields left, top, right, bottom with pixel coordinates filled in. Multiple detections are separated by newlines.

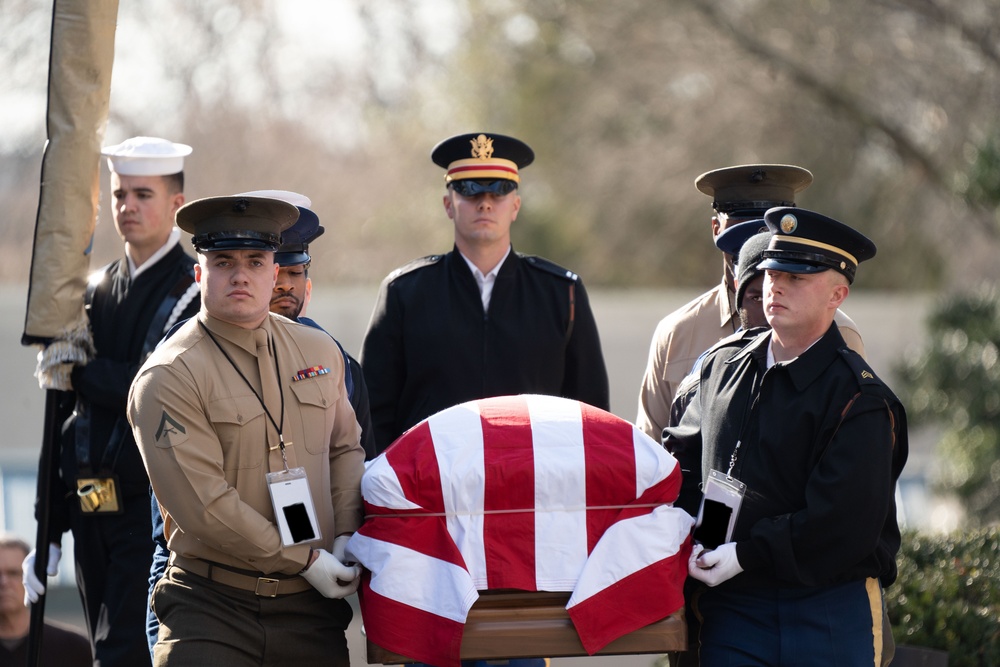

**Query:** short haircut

left=0, top=534, right=31, bottom=558
left=162, top=171, right=184, bottom=194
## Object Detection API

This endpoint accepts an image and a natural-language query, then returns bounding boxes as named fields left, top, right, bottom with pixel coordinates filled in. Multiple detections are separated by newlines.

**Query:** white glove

left=332, top=535, right=354, bottom=566
left=688, top=542, right=742, bottom=587
left=22, top=543, right=61, bottom=605
left=301, top=549, right=361, bottom=599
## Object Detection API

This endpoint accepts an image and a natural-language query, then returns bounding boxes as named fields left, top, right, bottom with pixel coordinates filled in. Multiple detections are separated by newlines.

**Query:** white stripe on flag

left=360, top=455, right=422, bottom=511
left=428, top=401, right=489, bottom=588
left=633, top=425, right=678, bottom=497
left=528, top=394, right=589, bottom=590
left=349, top=532, right=478, bottom=623
left=567, top=505, right=694, bottom=608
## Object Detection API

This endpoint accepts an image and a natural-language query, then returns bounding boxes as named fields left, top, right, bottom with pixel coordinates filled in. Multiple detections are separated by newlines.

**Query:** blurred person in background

left=4, top=534, right=91, bottom=667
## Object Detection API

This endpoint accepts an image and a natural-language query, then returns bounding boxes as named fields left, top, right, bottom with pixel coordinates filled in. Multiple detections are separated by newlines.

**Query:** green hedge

left=886, top=529, right=999, bottom=667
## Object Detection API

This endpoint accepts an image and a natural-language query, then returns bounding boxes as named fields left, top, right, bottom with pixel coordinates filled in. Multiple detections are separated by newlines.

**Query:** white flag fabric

left=348, top=394, right=694, bottom=667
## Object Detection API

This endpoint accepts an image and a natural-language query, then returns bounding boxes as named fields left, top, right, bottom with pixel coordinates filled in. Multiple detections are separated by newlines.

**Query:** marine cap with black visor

left=695, top=163, right=814, bottom=221
left=176, top=195, right=299, bottom=253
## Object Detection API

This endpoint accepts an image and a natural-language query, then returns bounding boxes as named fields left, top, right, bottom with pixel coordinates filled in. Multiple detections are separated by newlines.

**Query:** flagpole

left=27, top=390, right=65, bottom=667
left=21, top=1, right=120, bottom=664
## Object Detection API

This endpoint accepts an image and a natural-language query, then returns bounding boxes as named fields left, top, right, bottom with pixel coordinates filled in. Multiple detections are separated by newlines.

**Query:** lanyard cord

left=199, top=322, right=288, bottom=460
left=726, top=364, right=764, bottom=478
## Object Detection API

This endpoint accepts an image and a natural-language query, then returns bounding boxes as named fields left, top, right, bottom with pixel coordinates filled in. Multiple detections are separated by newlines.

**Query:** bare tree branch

left=877, top=0, right=1000, bottom=68
left=691, top=0, right=998, bottom=237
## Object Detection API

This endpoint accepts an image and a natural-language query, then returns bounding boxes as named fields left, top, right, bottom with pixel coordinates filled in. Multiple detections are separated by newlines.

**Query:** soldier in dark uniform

left=664, top=207, right=907, bottom=666
left=23, top=137, right=200, bottom=666
left=361, top=133, right=610, bottom=454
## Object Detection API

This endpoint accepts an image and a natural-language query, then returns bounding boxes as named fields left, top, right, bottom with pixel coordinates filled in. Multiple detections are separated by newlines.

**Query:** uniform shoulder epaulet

left=521, top=254, right=579, bottom=282
left=721, top=326, right=762, bottom=347
left=839, top=347, right=884, bottom=388
left=386, top=254, right=444, bottom=282
left=705, top=326, right=763, bottom=357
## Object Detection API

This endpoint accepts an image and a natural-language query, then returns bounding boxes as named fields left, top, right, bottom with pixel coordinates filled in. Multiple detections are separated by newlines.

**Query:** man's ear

left=830, top=283, right=849, bottom=309
left=303, top=277, right=313, bottom=315
left=443, top=191, right=455, bottom=220
left=171, top=192, right=186, bottom=216
left=194, top=263, right=202, bottom=283
left=711, top=215, right=722, bottom=238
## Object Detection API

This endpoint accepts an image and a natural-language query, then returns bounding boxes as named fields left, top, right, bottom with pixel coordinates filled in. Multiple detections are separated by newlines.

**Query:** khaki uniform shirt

left=636, top=280, right=866, bottom=440
left=128, top=312, right=364, bottom=575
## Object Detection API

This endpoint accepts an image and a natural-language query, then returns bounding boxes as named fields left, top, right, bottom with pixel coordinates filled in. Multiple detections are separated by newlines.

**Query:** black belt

left=171, top=555, right=312, bottom=597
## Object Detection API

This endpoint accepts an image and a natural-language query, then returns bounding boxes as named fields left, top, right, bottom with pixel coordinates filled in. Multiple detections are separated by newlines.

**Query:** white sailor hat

left=101, top=136, right=192, bottom=176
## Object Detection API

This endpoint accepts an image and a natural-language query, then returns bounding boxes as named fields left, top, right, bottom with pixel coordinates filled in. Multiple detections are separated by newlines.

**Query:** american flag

left=347, top=394, right=694, bottom=667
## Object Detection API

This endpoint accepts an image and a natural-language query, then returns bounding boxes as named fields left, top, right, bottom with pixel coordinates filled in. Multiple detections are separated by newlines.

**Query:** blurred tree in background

left=886, top=529, right=999, bottom=666
left=896, top=285, right=1000, bottom=527
left=2, top=0, right=999, bottom=288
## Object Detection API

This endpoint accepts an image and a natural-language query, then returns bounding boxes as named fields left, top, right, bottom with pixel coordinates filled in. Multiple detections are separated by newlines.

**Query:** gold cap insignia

left=840, top=261, right=847, bottom=270
left=470, top=134, right=494, bottom=160
left=780, top=214, right=798, bottom=234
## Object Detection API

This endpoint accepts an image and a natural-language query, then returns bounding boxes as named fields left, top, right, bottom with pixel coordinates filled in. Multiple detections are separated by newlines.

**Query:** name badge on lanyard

left=693, top=469, right=746, bottom=549
left=267, top=467, right=320, bottom=546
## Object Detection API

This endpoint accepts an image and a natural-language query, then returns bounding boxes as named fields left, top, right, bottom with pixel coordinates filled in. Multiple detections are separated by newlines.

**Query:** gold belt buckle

left=255, top=577, right=280, bottom=597
left=76, top=475, right=123, bottom=515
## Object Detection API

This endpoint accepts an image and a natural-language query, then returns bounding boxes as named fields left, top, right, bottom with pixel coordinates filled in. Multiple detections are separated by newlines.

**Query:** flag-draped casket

left=347, top=394, right=694, bottom=667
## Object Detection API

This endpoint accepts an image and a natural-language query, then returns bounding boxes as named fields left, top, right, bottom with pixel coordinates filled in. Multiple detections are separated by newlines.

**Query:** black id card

left=694, top=469, right=746, bottom=549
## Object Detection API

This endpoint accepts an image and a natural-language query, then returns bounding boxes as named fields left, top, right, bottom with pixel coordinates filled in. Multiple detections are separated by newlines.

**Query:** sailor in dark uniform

left=24, top=136, right=200, bottom=667
left=664, top=207, right=908, bottom=666
left=361, top=132, right=610, bottom=455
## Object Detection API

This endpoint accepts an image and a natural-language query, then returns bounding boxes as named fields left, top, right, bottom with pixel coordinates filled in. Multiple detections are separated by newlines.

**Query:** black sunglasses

left=450, top=180, right=518, bottom=197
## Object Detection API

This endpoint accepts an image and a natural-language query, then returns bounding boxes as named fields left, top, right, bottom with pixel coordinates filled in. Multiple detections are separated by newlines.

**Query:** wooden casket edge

left=365, top=591, right=687, bottom=664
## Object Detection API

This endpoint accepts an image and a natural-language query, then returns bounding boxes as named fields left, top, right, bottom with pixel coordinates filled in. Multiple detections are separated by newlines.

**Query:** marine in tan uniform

left=636, top=164, right=867, bottom=440
left=128, top=195, right=365, bottom=667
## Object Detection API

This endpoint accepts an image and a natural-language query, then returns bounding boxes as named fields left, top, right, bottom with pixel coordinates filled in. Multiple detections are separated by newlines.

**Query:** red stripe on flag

left=566, top=542, right=692, bottom=655
left=619, top=466, right=682, bottom=522
left=387, top=421, right=445, bottom=514
left=359, top=575, right=465, bottom=667
left=357, top=509, right=467, bottom=569
left=362, top=422, right=468, bottom=567
left=481, top=395, right=536, bottom=590
left=581, top=403, right=637, bottom=553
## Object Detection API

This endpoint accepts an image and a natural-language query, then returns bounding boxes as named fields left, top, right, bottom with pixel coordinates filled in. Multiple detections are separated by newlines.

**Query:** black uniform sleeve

left=736, top=393, right=899, bottom=586
left=38, top=390, right=77, bottom=542
left=347, top=356, right=378, bottom=460
left=662, top=377, right=705, bottom=518
left=560, top=279, right=610, bottom=411
left=360, top=279, right=406, bottom=453
left=70, top=358, right=136, bottom=412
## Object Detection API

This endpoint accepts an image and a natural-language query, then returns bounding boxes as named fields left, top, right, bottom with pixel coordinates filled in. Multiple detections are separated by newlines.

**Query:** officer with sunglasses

left=361, top=133, right=610, bottom=460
